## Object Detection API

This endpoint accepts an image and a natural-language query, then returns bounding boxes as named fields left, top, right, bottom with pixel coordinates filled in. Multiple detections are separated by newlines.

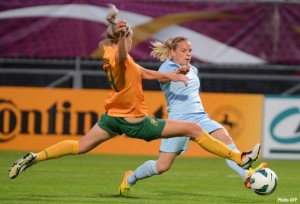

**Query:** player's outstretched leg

left=244, top=162, right=268, bottom=189
left=240, top=144, right=261, bottom=169
left=8, top=152, right=38, bottom=179
left=8, top=140, right=79, bottom=179
left=119, top=170, right=134, bottom=196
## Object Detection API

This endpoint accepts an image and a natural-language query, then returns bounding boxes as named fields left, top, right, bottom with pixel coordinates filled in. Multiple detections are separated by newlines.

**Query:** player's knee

left=188, top=123, right=203, bottom=139
left=78, top=140, right=93, bottom=154
left=156, top=162, right=172, bottom=174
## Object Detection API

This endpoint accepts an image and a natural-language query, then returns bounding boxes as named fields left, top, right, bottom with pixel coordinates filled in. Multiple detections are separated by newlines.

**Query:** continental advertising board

left=262, top=96, right=300, bottom=159
left=0, top=87, right=263, bottom=157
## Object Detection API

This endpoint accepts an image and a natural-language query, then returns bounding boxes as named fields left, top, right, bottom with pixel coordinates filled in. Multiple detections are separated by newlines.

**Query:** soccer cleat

left=240, top=144, right=261, bottom=169
left=244, top=162, right=268, bottom=189
left=118, top=170, right=133, bottom=196
left=8, top=152, right=37, bottom=179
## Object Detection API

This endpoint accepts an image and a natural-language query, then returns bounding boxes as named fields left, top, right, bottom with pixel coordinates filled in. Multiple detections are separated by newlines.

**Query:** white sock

left=127, top=160, right=159, bottom=186
left=225, top=143, right=247, bottom=181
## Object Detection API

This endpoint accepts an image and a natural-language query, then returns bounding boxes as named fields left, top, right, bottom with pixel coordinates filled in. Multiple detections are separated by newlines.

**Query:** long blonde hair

left=150, top=36, right=189, bottom=62
left=100, top=4, right=131, bottom=46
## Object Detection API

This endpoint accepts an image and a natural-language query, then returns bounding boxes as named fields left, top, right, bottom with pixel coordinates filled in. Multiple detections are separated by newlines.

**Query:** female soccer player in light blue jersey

left=118, top=36, right=266, bottom=196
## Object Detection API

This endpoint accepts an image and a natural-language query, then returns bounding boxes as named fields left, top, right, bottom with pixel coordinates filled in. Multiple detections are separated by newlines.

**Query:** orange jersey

left=102, top=45, right=147, bottom=117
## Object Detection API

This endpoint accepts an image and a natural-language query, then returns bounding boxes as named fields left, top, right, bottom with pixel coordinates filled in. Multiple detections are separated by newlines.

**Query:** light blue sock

left=127, top=160, right=159, bottom=186
left=226, top=143, right=247, bottom=181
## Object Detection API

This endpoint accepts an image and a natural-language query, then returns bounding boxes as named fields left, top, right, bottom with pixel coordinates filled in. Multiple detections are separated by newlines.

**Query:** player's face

left=126, top=30, right=133, bottom=52
left=172, top=40, right=192, bottom=66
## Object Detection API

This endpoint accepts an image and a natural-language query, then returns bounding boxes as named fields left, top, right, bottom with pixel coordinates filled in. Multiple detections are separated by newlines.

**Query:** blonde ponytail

left=150, top=37, right=188, bottom=62
left=150, top=38, right=173, bottom=62
left=100, top=4, right=131, bottom=46
left=106, top=3, right=118, bottom=25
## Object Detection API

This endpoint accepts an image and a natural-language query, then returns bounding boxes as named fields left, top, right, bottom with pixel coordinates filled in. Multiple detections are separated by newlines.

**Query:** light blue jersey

left=159, top=60, right=223, bottom=153
left=159, top=60, right=204, bottom=115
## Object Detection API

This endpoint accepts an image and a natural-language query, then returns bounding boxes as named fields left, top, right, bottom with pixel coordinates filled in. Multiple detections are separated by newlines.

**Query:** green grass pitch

left=0, top=151, right=298, bottom=204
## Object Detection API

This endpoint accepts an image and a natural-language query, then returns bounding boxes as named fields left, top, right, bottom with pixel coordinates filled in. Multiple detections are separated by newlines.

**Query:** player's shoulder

left=159, top=60, right=179, bottom=72
left=190, top=64, right=198, bottom=74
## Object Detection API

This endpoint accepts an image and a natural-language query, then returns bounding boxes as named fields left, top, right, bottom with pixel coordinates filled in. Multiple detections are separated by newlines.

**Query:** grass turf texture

left=0, top=151, right=298, bottom=204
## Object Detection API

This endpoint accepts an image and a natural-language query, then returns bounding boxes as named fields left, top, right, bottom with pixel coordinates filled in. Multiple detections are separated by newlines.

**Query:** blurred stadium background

left=0, top=1, right=299, bottom=158
left=1, top=0, right=300, bottom=94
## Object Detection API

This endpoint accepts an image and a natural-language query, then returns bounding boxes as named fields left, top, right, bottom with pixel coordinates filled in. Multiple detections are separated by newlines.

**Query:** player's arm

left=139, top=65, right=188, bottom=86
left=159, top=64, right=190, bottom=84
left=116, top=19, right=129, bottom=64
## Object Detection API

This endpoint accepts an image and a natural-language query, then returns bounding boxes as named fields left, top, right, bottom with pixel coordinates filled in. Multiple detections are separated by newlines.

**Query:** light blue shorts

left=160, top=112, right=224, bottom=154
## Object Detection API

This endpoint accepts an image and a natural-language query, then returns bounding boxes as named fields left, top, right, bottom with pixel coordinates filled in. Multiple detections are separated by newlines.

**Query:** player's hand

left=116, top=19, right=128, bottom=37
left=176, top=64, right=190, bottom=75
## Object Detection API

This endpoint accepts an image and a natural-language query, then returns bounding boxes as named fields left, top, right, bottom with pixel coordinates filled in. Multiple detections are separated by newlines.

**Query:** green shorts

left=97, top=112, right=166, bottom=142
